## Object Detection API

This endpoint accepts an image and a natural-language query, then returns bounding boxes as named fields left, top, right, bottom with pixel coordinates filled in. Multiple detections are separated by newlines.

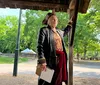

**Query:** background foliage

left=0, top=0, right=100, bottom=60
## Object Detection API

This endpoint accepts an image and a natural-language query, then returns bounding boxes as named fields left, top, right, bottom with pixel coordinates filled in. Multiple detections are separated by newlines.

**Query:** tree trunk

left=77, top=53, right=79, bottom=62
left=83, top=45, right=87, bottom=60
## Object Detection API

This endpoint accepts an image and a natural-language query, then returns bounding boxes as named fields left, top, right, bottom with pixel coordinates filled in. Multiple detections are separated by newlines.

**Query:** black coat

left=37, top=25, right=71, bottom=85
left=37, top=25, right=71, bottom=68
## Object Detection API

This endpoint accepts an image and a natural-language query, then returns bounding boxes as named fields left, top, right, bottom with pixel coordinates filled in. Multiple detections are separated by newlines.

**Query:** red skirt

left=53, top=50, right=68, bottom=85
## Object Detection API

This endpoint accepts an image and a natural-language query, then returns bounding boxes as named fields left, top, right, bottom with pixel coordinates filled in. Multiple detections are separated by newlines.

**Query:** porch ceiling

left=0, top=0, right=90, bottom=13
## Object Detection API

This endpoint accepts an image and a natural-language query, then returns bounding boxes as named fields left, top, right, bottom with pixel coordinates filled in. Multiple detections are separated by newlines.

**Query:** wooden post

left=52, top=9, right=55, bottom=14
left=68, top=0, right=79, bottom=85
left=13, top=9, right=22, bottom=76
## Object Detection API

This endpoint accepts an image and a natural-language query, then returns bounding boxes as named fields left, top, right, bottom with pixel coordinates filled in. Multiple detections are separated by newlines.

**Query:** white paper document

left=40, top=67, right=54, bottom=83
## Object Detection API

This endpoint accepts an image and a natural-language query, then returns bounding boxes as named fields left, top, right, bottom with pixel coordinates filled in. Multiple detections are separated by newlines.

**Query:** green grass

left=0, top=56, right=28, bottom=64
left=91, top=60, right=100, bottom=62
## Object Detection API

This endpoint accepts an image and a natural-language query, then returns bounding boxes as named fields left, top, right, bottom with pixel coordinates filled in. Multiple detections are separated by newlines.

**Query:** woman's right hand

left=40, top=63, right=47, bottom=71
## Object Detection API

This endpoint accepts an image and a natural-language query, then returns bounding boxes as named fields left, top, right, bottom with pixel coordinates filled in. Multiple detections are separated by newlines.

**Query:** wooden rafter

left=0, top=0, right=90, bottom=13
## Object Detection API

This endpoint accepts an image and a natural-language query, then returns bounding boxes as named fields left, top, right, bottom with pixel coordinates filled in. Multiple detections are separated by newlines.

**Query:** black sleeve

left=37, top=28, right=46, bottom=64
left=63, top=24, right=72, bottom=37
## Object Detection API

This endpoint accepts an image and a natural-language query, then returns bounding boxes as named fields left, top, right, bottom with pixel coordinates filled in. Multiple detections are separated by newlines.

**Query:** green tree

left=0, top=16, right=18, bottom=52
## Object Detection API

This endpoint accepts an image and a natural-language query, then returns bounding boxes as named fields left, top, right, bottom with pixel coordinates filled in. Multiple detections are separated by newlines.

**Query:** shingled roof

left=0, top=0, right=90, bottom=13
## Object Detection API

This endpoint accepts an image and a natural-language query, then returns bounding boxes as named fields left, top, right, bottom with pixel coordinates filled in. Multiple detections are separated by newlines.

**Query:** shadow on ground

left=0, top=74, right=100, bottom=85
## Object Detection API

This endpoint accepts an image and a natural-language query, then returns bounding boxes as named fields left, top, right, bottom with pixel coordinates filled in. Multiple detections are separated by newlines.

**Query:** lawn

left=0, top=56, right=28, bottom=64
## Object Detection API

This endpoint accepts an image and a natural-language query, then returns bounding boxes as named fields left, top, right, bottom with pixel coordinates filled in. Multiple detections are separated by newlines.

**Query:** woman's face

left=47, top=15, right=58, bottom=28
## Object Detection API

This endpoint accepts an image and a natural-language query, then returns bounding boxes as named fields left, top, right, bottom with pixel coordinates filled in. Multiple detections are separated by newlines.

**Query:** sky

left=97, top=34, right=100, bottom=39
left=0, top=8, right=25, bottom=17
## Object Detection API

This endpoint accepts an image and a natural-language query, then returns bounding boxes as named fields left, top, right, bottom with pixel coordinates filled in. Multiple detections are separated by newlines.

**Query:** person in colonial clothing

left=37, top=12, right=72, bottom=85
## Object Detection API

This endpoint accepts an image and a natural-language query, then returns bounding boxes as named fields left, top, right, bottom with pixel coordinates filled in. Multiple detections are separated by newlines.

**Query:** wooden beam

left=0, top=0, right=6, bottom=7
left=0, top=0, right=91, bottom=13
left=68, top=0, right=79, bottom=85
left=10, top=1, right=69, bottom=9
left=0, top=0, right=68, bottom=12
left=70, top=0, right=79, bottom=46
left=3, top=0, right=69, bottom=5
left=52, top=9, right=56, bottom=14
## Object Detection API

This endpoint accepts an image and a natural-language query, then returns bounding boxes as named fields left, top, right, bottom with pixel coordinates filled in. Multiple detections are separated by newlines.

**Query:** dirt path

left=73, top=62, right=100, bottom=78
left=0, top=74, right=100, bottom=85
left=0, top=59, right=100, bottom=78
left=0, top=59, right=100, bottom=85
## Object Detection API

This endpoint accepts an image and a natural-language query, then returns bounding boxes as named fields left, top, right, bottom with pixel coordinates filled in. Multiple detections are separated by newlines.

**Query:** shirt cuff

left=38, top=57, right=46, bottom=64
